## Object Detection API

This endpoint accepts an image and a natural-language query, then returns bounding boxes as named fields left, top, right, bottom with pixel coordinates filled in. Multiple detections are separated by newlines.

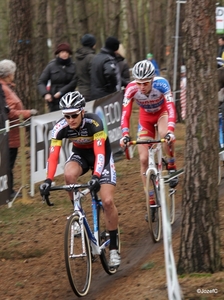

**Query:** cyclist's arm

left=164, top=92, right=176, bottom=133
left=46, top=139, right=62, bottom=180
left=121, top=82, right=138, bottom=136
left=92, top=130, right=107, bottom=178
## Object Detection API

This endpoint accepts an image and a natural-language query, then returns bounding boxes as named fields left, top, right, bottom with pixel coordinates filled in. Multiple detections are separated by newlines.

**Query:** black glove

left=39, top=178, right=52, bottom=196
left=88, top=175, right=101, bottom=193
left=5, top=106, right=10, bottom=114
left=121, top=135, right=130, bottom=144
left=164, top=132, right=175, bottom=142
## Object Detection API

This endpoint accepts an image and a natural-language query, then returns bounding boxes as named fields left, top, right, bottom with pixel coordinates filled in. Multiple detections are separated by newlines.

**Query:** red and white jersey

left=121, top=77, right=176, bottom=136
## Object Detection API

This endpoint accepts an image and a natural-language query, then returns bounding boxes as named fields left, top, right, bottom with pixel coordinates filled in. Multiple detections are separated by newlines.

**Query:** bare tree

left=53, top=0, right=69, bottom=47
left=125, top=0, right=138, bottom=65
left=0, top=0, right=9, bottom=60
left=177, top=0, right=221, bottom=273
left=35, top=1, right=48, bottom=79
left=9, top=0, right=36, bottom=109
left=107, top=0, right=121, bottom=37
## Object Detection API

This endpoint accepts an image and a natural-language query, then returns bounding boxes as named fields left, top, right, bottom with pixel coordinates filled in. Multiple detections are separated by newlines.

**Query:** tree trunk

left=9, top=0, right=35, bottom=109
left=125, top=0, right=138, bottom=65
left=177, top=0, right=221, bottom=273
left=53, top=0, right=69, bottom=47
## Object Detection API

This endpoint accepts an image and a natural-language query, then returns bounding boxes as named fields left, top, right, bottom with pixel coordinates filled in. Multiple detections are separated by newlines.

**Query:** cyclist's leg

left=64, top=153, right=89, bottom=201
left=157, top=113, right=174, bottom=157
left=137, top=120, right=155, bottom=188
left=99, top=155, right=120, bottom=267
left=158, top=113, right=178, bottom=187
left=100, top=184, right=118, bottom=232
left=100, top=184, right=120, bottom=267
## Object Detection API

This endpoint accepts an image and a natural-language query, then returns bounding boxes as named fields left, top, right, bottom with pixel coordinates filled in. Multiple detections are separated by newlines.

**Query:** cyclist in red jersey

left=39, top=91, right=120, bottom=268
left=120, top=60, right=178, bottom=190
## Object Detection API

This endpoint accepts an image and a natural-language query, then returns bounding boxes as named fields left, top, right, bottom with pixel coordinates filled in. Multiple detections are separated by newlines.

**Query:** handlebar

left=128, top=139, right=165, bottom=145
left=42, top=183, right=91, bottom=206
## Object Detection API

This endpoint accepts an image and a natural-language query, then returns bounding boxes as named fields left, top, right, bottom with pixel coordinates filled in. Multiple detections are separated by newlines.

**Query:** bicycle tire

left=169, top=188, right=176, bottom=225
left=145, top=172, right=162, bottom=242
left=98, top=203, right=121, bottom=275
left=64, top=214, right=92, bottom=297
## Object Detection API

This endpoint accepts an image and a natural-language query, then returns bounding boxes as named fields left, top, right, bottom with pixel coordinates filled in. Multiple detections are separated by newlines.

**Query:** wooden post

left=19, top=115, right=27, bottom=199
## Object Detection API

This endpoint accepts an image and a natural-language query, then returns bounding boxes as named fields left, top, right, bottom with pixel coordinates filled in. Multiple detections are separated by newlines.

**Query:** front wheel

left=145, top=172, right=162, bottom=242
left=98, top=203, right=121, bottom=275
left=64, top=214, right=92, bottom=297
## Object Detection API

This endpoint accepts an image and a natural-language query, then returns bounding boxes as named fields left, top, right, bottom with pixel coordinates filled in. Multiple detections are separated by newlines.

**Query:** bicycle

left=125, top=138, right=178, bottom=242
left=42, top=183, right=121, bottom=297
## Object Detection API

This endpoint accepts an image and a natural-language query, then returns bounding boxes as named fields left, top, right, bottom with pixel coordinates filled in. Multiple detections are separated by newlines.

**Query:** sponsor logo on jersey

left=69, top=136, right=93, bottom=144
left=123, top=97, right=131, bottom=107
left=50, top=146, right=55, bottom=153
left=102, top=169, right=109, bottom=176
left=94, top=131, right=106, bottom=140
left=165, top=92, right=173, bottom=102
left=52, top=119, right=68, bottom=138
left=97, top=139, right=102, bottom=146
left=153, top=78, right=170, bottom=93
left=92, top=119, right=100, bottom=127
left=96, top=154, right=105, bottom=174
left=51, top=139, right=62, bottom=147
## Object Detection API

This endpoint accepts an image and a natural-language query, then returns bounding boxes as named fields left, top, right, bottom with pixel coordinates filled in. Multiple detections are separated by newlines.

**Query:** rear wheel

left=145, top=172, right=162, bottom=242
left=64, top=214, right=92, bottom=297
left=98, top=203, right=121, bottom=274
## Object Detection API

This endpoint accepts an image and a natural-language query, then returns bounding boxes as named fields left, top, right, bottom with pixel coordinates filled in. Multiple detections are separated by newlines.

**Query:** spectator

left=146, top=53, right=160, bottom=76
left=115, top=44, right=130, bottom=89
left=0, top=59, right=38, bottom=199
left=91, top=36, right=121, bottom=100
left=218, top=37, right=224, bottom=58
left=38, top=42, right=77, bottom=112
left=75, top=34, right=96, bottom=102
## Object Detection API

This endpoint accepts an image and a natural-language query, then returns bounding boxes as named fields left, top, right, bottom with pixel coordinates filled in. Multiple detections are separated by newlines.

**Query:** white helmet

left=59, top=91, right=85, bottom=113
left=132, top=60, right=155, bottom=80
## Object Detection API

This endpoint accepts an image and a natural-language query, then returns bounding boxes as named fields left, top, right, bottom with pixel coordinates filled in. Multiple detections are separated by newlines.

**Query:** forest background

left=0, top=0, right=190, bottom=116
left=0, top=0, right=224, bottom=278
left=0, top=0, right=223, bottom=116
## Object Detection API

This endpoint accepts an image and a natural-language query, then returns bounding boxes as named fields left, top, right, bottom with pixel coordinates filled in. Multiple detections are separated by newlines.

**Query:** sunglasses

left=64, top=112, right=81, bottom=119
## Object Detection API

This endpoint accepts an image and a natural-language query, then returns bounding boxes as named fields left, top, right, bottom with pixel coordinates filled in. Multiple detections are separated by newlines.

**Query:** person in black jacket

left=115, top=44, right=130, bottom=89
left=75, top=34, right=96, bottom=102
left=90, top=37, right=121, bottom=100
left=37, top=43, right=77, bottom=112
left=218, top=37, right=224, bottom=58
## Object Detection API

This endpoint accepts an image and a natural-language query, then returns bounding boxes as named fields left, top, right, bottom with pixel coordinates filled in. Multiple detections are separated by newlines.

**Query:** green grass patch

left=141, top=261, right=155, bottom=270
left=179, top=273, right=212, bottom=279
left=0, top=248, right=47, bottom=260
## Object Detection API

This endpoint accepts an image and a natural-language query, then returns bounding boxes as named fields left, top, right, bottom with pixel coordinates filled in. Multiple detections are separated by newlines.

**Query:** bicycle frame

left=71, top=189, right=110, bottom=256
left=43, top=184, right=110, bottom=256
left=146, top=141, right=163, bottom=187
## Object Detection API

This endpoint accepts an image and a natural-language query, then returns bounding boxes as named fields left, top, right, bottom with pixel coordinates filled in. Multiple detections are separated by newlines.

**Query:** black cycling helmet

left=132, top=60, right=155, bottom=80
left=59, top=91, right=85, bottom=113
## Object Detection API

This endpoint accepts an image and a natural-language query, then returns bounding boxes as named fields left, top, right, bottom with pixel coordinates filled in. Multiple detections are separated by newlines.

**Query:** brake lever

left=42, top=195, right=54, bottom=206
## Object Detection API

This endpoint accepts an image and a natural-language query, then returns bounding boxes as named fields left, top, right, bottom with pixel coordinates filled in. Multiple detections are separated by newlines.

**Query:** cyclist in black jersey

left=39, top=91, right=120, bottom=268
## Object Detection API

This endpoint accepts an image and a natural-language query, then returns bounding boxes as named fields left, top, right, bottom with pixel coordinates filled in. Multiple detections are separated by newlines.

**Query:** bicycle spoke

left=64, top=215, right=92, bottom=297
left=146, top=173, right=162, bottom=242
